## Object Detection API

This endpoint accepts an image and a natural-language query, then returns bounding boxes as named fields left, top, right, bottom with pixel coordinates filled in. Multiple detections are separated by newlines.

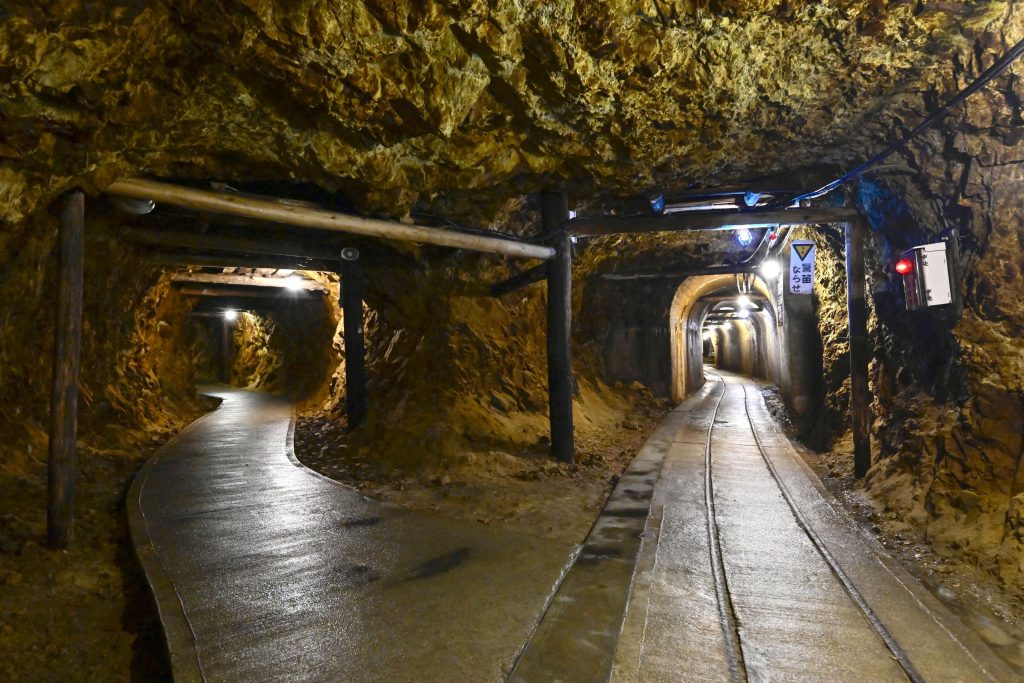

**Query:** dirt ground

left=761, top=385, right=1024, bottom=675
left=0, top=436, right=188, bottom=683
left=294, top=393, right=670, bottom=547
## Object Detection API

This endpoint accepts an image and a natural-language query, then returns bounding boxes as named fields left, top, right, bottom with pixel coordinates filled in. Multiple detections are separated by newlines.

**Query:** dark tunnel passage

left=181, top=277, right=340, bottom=401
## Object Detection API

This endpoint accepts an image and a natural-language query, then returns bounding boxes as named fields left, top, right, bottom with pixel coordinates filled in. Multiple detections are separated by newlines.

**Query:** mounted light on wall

left=736, top=294, right=751, bottom=308
left=735, top=227, right=754, bottom=246
left=760, top=259, right=781, bottom=280
left=743, top=191, right=762, bottom=207
left=283, top=276, right=305, bottom=291
left=737, top=308, right=750, bottom=319
left=223, top=310, right=238, bottom=322
left=894, top=258, right=913, bottom=275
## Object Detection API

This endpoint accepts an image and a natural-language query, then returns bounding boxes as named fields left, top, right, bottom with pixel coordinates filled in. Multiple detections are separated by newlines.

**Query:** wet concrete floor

left=513, top=371, right=1015, bottom=682
left=128, top=388, right=574, bottom=682
left=611, top=371, right=1015, bottom=683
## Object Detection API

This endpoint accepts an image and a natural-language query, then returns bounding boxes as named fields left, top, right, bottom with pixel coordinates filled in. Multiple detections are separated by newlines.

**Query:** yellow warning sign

left=793, top=243, right=814, bottom=261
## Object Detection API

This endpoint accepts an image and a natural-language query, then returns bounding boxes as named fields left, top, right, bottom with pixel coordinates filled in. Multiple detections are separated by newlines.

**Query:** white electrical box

left=899, top=242, right=953, bottom=310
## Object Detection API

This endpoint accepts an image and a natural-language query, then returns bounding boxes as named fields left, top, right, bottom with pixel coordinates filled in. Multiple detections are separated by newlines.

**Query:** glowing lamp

left=224, top=310, right=238, bottom=322
left=736, top=294, right=751, bottom=308
left=736, top=227, right=754, bottom=246
left=760, top=260, right=781, bottom=280
left=894, top=258, right=913, bottom=275
left=283, top=276, right=305, bottom=291
left=738, top=308, right=750, bottom=319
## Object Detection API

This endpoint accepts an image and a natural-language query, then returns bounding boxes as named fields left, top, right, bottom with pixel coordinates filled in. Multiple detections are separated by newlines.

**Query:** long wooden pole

left=107, top=178, right=554, bottom=260
left=543, top=192, right=575, bottom=464
left=845, top=218, right=872, bottom=478
left=341, top=251, right=368, bottom=429
left=47, top=191, right=85, bottom=548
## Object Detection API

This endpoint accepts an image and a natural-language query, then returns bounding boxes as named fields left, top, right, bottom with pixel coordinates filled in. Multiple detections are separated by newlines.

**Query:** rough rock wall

left=0, top=216, right=201, bottom=477
left=1, top=1, right=1014, bottom=227
left=824, top=33, right=1024, bottom=588
left=225, top=297, right=339, bottom=401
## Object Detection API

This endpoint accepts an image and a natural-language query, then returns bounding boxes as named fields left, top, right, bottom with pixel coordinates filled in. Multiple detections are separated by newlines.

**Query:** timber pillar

left=845, top=218, right=872, bottom=478
left=47, top=190, right=85, bottom=548
left=543, top=192, right=574, bottom=464
left=340, top=248, right=367, bottom=429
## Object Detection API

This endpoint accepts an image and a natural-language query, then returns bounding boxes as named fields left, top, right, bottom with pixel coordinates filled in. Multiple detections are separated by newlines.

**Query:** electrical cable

left=766, top=36, right=1024, bottom=209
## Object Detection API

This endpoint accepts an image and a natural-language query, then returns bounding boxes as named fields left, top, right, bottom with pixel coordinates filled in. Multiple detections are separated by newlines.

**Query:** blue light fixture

left=743, top=191, right=762, bottom=207
left=650, top=195, right=665, bottom=214
left=736, top=227, right=754, bottom=246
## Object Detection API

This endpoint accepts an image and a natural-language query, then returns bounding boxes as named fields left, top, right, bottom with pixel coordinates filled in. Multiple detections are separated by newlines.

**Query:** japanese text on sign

left=789, top=240, right=816, bottom=295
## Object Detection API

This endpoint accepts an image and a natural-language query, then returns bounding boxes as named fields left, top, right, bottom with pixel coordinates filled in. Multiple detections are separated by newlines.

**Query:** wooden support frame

left=599, top=264, right=759, bottom=280
left=489, top=263, right=548, bottom=297
left=845, top=218, right=872, bottom=477
left=142, top=250, right=337, bottom=272
left=570, top=207, right=859, bottom=237
left=48, top=191, right=85, bottom=548
left=171, top=273, right=327, bottom=291
left=543, top=192, right=575, bottom=464
left=107, top=178, right=554, bottom=260
left=340, top=250, right=368, bottom=429
left=121, top=227, right=339, bottom=261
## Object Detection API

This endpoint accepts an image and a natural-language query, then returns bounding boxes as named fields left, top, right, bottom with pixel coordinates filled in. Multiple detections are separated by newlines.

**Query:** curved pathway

left=128, top=388, right=574, bottom=682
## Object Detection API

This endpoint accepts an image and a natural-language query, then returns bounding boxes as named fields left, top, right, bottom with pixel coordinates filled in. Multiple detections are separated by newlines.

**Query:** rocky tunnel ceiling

left=2, top=1, right=1019, bottom=224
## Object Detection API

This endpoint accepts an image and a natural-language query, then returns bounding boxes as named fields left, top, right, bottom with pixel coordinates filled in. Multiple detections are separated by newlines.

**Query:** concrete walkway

left=128, top=388, right=574, bottom=682
left=612, top=371, right=1015, bottom=682
left=511, top=371, right=1015, bottom=682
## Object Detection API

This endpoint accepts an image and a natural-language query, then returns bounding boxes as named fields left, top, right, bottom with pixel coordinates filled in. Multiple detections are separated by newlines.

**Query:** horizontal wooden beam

left=141, top=250, right=338, bottom=272
left=599, top=264, right=759, bottom=280
left=489, top=263, right=548, bottom=297
left=171, top=273, right=327, bottom=291
left=570, top=207, right=858, bottom=237
left=122, top=227, right=338, bottom=261
left=178, top=286, right=321, bottom=299
left=107, top=178, right=553, bottom=260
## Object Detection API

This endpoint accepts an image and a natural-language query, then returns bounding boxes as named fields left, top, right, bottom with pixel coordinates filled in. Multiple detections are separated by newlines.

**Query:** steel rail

left=737, top=381, right=924, bottom=683
left=703, top=376, right=748, bottom=683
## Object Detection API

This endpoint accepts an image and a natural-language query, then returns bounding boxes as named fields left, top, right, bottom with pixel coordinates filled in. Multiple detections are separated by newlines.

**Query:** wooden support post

left=543, top=192, right=575, bottom=464
left=221, top=318, right=233, bottom=383
left=340, top=249, right=367, bottom=429
left=47, top=191, right=85, bottom=548
left=845, top=218, right=872, bottom=478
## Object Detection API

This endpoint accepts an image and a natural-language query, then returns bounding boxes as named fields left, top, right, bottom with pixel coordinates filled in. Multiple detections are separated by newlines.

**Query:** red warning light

left=894, top=258, right=913, bottom=275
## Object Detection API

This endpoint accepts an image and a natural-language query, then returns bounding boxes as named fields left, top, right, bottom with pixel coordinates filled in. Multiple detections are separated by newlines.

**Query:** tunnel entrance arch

left=669, top=274, right=781, bottom=403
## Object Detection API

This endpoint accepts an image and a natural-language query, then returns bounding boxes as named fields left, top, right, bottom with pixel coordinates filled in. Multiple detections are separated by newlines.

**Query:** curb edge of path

left=126, top=392, right=226, bottom=683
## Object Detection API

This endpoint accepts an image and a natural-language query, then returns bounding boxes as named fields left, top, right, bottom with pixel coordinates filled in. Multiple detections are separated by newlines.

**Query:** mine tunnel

left=3, top=4, right=1024, bottom=682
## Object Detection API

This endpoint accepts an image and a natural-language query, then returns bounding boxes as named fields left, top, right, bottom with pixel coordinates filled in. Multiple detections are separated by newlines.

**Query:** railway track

left=701, top=373, right=965, bottom=683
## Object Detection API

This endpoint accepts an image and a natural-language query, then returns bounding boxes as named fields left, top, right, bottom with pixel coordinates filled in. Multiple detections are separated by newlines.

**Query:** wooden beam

left=489, top=262, right=548, bottom=297
left=570, top=207, right=860, bottom=237
left=543, top=191, right=575, bottom=464
left=171, top=273, right=327, bottom=291
left=107, top=178, right=554, bottom=260
left=340, top=252, right=368, bottom=429
left=177, top=285, right=319, bottom=299
left=48, top=191, right=85, bottom=548
left=142, top=250, right=337, bottom=272
left=122, top=227, right=338, bottom=261
left=845, top=217, right=872, bottom=478
left=599, top=265, right=759, bottom=280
